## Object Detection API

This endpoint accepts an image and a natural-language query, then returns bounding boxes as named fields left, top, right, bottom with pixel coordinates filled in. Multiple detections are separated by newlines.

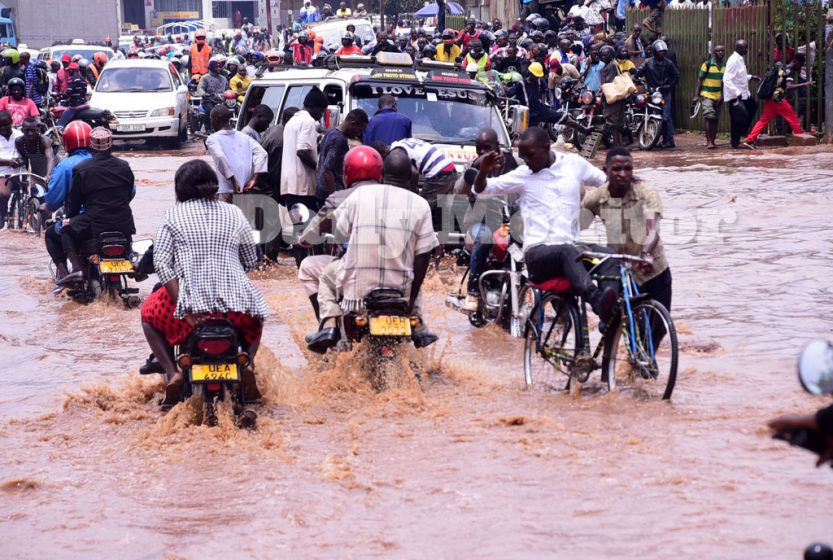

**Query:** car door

left=169, top=63, right=187, bottom=121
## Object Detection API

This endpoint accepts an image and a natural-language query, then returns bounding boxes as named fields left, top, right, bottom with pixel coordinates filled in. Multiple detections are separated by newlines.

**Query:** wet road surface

left=1, top=137, right=833, bottom=559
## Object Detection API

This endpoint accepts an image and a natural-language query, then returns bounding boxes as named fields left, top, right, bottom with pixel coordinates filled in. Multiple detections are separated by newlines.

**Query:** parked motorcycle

left=573, top=89, right=610, bottom=148
left=548, top=77, right=582, bottom=144
left=623, top=82, right=665, bottom=150
left=54, top=232, right=143, bottom=308
left=344, top=289, right=420, bottom=392
left=173, top=317, right=257, bottom=427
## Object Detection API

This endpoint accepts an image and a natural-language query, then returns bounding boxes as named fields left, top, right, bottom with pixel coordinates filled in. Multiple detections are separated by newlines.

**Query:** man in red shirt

left=335, top=32, right=362, bottom=56
left=54, top=54, right=71, bottom=96
left=0, top=78, right=39, bottom=126
left=457, top=18, right=481, bottom=50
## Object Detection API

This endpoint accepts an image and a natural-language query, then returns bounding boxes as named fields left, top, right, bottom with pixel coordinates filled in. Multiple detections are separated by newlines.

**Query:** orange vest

left=190, top=43, right=212, bottom=77
left=91, top=65, right=100, bottom=80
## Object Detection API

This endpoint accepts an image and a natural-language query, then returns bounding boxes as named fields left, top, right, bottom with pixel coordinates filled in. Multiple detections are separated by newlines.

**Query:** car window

left=96, top=67, right=173, bottom=93
left=282, top=84, right=314, bottom=119
left=169, top=64, right=182, bottom=87
left=237, top=84, right=286, bottom=128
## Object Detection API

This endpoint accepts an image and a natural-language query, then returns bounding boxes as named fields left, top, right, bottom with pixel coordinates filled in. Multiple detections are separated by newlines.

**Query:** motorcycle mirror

left=177, top=84, right=188, bottom=94
left=131, top=239, right=153, bottom=257
left=288, top=203, right=311, bottom=225
left=798, top=339, right=833, bottom=396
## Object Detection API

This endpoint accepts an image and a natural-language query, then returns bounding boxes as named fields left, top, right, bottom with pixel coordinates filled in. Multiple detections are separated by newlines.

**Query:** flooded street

left=2, top=138, right=833, bottom=559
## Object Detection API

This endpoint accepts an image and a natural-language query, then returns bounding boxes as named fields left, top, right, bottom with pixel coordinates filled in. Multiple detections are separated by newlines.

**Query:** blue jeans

left=467, top=223, right=493, bottom=295
left=57, top=107, right=84, bottom=127
left=661, top=91, right=674, bottom=145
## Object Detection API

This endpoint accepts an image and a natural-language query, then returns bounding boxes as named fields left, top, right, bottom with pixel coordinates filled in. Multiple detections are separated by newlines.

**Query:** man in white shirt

left=723, top=39, right=759, bottom=149
left=473, top=127, right=617, bottom=323
left=0, top=109, right=23, bottom=228
left=205, top=105, right=268, bottom=203
left=281, top=87, right=328, bottom=212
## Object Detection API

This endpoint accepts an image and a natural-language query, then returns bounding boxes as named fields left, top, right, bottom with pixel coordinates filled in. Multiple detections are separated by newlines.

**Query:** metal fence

left=627, top=4, right=826, bottom=135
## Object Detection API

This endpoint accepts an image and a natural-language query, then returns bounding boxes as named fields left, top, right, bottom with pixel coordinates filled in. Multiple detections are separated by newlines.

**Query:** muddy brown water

left=2, top=139, right=833, bottom=559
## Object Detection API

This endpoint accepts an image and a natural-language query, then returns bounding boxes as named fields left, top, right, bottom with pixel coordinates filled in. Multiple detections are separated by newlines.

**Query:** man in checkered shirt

left=305, top=148, right=439, bottom=353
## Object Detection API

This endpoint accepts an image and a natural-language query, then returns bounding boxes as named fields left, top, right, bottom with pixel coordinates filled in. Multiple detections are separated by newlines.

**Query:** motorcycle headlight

left=651, top=91, right=663, bottom=105
left=150, top=107, right=176, bottom=117
left=581, top=91, right=594, bottom=105
left=224, top=99, right=237, bottom=108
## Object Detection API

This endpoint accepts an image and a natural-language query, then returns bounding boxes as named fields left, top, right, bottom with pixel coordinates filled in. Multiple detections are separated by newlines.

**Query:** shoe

left=740, top=141, right=756, bottom=150
left=139, top=354, right=164, bottom=375
left=462, top=294, right=479, bottom=312
left=57, top=270, right=84, bottom=286
left=659, top=142, right=675, bottom=149
left=412, top=322, right=439, bottom=349
left=307, top=327, right=341, bottom=354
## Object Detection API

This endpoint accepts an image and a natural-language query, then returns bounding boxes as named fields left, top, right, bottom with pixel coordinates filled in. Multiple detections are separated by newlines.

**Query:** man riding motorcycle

left=55, top=63, right=89, bottom=127
left=0, top=48, right=23, bottom=90
left=303, top=146, right=439, bottom=353
left=41, top=121, right=94, bottom=283
left=189, top=29, right=212, bottom=80
left=195, top=58, right=229, bottom=132
left=87, top=52, right=108, bottom=88
left=58, top=128, right=136, bottom=285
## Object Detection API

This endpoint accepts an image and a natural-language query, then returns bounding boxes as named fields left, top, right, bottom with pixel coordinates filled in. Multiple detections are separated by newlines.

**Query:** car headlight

left=149, top=107, right=176, bottom=117
left=650, top=91, right=663, bottom=105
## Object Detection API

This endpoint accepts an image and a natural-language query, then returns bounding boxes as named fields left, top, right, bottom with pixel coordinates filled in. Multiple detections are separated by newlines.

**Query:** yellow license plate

left=99, top=259, right=133, bottom=274
left=369, top=316, right=412, bottom=336
left=190, top=363, right=240, bottom=382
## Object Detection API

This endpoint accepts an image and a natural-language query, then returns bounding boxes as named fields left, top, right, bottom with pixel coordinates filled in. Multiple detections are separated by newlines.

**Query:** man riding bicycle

left=473, top=127, right=617, bottom=324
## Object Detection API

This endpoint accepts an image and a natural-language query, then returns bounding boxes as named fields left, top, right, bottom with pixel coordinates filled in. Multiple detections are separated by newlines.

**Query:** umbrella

left=414, top=1, right=465, bottom=17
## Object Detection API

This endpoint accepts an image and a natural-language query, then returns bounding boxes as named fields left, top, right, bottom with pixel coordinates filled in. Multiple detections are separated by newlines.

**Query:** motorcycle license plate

left=369, top=316, right=411, bottom=337
left=117, top=124, right=145, bottom=132
left=99, top=259, right=132, bottom=274
left=190, top=363, right=239, bottom=382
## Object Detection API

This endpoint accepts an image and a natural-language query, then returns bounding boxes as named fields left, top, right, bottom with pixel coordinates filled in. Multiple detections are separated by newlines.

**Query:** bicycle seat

left=529, top=277, right=573, bottom=294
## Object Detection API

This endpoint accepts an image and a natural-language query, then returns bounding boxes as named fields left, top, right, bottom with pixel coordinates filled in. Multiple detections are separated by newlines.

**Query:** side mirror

left=177, top=84, right=188, bottom=94
left=131, top=238, right=153, bottom=257
left=510, top=105, right=529, bottom=136
left=288, top=203, right=311, bottom=225
left=799, top=340, right=833, bottom=395
left=324, top=104, right=341, bottom=130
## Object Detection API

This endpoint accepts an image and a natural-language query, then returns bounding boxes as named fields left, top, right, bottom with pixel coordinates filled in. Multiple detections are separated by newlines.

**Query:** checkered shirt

left=333, top=184, right=439, bottom=312
left=153, top=198, right=268, bottom=320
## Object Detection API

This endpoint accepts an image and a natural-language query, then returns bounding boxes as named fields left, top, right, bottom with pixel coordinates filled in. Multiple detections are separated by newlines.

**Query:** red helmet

left=343, top=146, right=383, bottom=187
left=62, top=121, right=92, bottom=152
left=223, top=90, right=237, bottom=100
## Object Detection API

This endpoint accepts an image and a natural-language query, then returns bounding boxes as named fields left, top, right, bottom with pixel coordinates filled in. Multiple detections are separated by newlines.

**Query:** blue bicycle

left=523, top=251, right=678, bottom=400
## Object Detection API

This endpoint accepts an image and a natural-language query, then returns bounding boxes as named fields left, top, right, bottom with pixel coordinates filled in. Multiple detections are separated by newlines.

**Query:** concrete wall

left=13, top=0, right=121, bottom=49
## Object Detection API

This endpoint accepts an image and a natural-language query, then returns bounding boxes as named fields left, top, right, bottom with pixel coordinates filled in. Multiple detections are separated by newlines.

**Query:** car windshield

left=351, top=84, right=510, bottom=146
left=314, top=22, right=374, bottom=49
left=50, top=48, right=112, bottom=62
left=95, top=67, right=173, bottom=93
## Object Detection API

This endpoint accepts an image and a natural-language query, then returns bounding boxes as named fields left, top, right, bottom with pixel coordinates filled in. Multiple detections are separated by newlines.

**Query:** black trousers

left=636, top=267, right=673, bottom=349
left=525, top=243, right=609, bottom=303
left=44, top=224, right=66, bottom=265
left=728, top=98, right=757, bottom=148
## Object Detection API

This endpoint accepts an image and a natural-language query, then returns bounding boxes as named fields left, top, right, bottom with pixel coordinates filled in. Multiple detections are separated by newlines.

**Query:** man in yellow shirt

left=435, top=30, right=461, bottom=63
left=336, top=1, right=352, bottom=17
left=229, top=65, right=252, bottom=102
left=692, top=45, right=725, bottom=149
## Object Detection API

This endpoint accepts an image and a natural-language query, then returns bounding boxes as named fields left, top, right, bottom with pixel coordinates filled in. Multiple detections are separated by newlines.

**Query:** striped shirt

left=698, top=59, right=725, bottom=101
left=391, top=138, right=454, bottom=179
left=334, top=184, right=439, bottom=312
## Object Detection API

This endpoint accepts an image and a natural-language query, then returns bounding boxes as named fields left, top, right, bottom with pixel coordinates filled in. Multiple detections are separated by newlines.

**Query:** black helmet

left=7, top=77, right=24, bottom=91
left=530, top=30, right=544, bottom=43
left=544, top=30, right=557, bottom=41
left=519, top=38, right=533, bottom=50
left=495, top=29, right=508, bottom=39
left=533, top=17, right=549, bottom=31
left=421, top=44, right=436, bottom=57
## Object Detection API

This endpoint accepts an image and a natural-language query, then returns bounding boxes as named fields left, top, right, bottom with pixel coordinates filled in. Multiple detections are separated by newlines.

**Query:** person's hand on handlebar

left=635, top=252, right=655, bottom=272
left=769, top=413, right=833, bottom=468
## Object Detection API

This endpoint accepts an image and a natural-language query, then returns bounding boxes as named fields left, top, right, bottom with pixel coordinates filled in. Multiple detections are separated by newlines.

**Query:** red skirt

left=140, top=287, right=263, bottom=347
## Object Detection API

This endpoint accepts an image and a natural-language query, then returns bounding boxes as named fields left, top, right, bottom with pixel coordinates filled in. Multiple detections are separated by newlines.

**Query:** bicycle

left=523, top=250, right=678, bottom=400
left=6, top=172, right=49, bottom=236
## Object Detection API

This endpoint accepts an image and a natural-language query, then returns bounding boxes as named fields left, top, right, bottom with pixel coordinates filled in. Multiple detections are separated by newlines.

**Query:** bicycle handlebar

left=579, top=251, right=649, bottom=265
left=9, top=172, right=48, bottom=184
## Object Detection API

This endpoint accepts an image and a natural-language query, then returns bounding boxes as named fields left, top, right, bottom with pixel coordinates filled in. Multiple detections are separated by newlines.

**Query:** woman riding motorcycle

left=140, top=159, right=267, bottom=408
left=0, top=78, right=39, bottom=126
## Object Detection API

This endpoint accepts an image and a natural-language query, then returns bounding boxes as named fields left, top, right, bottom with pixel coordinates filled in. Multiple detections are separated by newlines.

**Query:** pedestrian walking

left=723, top=40, right=759, bottom=149
left=692, top=45, right=726, bottom=149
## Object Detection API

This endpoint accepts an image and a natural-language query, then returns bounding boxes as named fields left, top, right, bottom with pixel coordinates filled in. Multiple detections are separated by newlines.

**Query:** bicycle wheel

left=603, top=299, right=678, bottom=400
left=523, top=293, right=581, bottom=390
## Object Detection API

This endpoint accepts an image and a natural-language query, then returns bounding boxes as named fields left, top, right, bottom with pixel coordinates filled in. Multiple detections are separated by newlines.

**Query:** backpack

left=35, top=67, right=49, bottom=96
left=756, top=65, right=781, bottom=100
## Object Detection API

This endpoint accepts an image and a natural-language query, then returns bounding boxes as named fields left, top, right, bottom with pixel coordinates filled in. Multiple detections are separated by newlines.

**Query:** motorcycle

left=54, top=232, right=144, bottom=308
left=623, top=81, right=665, bottom=150
left=344, top=289, right=419, bottom=392
left=445, top=208, right=532, bottom=337
left=547, top=77, right=582, bottom=144
left=172, top=317, right=257, bottom=427
left=223, top=89, right=240, bottom=127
